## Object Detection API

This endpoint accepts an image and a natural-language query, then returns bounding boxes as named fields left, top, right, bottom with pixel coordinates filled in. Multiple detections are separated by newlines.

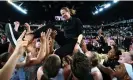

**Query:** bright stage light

left=92, top=12, right=96, bottom=15
left=95, top=11, right=98, bottom=14
left=104, top=3, right=111, bottom=9
left=113, top=0, right=119, bottom=3
left=99, top=8, right=103, bottom=12
left=7, top=0, right=27, bottom=14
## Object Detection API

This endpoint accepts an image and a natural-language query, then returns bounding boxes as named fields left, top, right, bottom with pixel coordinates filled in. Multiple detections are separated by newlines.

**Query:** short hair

left=42, top=54, right=61, bottom=79
left=71, top=51, right=91, bottom=80
left=91, top=52, right=98, bottom=67
left=0, top=52, right=9, bottom=69
left=0, top=52, right=9, bottom=62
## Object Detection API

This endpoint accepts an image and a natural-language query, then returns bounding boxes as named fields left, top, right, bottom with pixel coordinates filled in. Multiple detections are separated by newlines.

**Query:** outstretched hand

left=24, top=23, right=31, bottom=32
left=51, top=30, right=57, bottom=39
left=46, top=28, right=52, bottom=40
left=15, top=30, right=28, bottom=55
left=40, top=28, right=52, bottom=43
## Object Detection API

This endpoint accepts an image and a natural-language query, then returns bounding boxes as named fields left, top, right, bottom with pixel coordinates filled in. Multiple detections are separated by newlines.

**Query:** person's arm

left=16, top=52, right=31, bottom=68
left=73, top=34, right=84, bottom=54
left=26, top=33, right=46, bottom=65
left=0, top=30, right=28, bottom=80
left=91, top=71, right=103, bottom=80
left=26, top=29, right=52, bottom=66
left=50, top=30, right=57, bottom=53
left=15, top=29, right=51, bottom=67
left=24, top=23, right=31, bottom=32
left=49, top=38, right=55, bottom=54
left=46, top=29, right=52, bottom=56
left=37, top=66, right=43, bottom=80
left=14, top=21, right=20, bottom=32
left=97, top=64, right=114, bottom=75
left=8, top=43, right=15, bottom=54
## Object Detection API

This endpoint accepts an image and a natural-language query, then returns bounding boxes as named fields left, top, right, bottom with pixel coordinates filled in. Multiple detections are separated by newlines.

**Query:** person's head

left=14, top=21, right=20, bottom=27
left=41, top=54, right=61, bottom=80
left=98, top=29, right=103, bottom=35
left=85, top=51, right=98, bottom=67
left=62, top=55, right=72, bottom=67
left=90, top=53, right=98, bottom=67
left=60, top=7, right=76, bottom=20
left=118, top=51, right=133, bottom=64
left=107, top=45, right=121, bottom=60
left=109, top=40, right=116, bottom=46
left=0, top=52, right=9, bottom=69
left=71, top=51, right=91, bottom=80
left=114, top=63, right=133, bottom=80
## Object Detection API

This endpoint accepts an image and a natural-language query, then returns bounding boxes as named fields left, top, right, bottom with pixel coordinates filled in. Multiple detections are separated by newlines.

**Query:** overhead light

left=92, top=11, right=98, bottom=15
left=7, top=0, right=27, bottom=14
left=113, top=0, right=119, bottom=3
left=99, top=8, right=103, bottom=12
left=104, top=3, right=111, bottom=8
left=92, top=12, right=96, bottom=15
left=95, top=11, right=98, bottom=14
left=19, top=3, right=24, bottom=7
left=7, top=0, right=11, bottom=3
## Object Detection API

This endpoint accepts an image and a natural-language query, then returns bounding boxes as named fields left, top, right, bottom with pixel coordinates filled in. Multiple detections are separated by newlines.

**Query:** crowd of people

left=0, top=7, right=133, bottom=80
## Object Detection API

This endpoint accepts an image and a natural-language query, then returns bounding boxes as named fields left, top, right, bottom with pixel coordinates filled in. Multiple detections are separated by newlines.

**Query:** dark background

left=0, top=1, right=133, bottom=25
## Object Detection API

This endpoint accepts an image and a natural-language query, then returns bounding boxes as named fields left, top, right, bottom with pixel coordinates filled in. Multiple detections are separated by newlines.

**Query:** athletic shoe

left=5, top=23, right=20, bottom=48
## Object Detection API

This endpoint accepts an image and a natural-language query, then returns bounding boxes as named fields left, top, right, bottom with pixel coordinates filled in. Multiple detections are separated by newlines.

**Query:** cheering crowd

left=0, top=7, right=133, bottom=80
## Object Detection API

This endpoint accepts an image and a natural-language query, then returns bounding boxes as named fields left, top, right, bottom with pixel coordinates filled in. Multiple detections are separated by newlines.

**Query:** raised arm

left=46, top=29, right=52, bottom=56
left=97, top=64, right=114, bottom=75
left=26, top=29, right=52, bottom=66
left=73, top=34, right=84, bottom=54
left=24, top=23, right=31, bottom=32
left=0, top=30, right=28, bottom=80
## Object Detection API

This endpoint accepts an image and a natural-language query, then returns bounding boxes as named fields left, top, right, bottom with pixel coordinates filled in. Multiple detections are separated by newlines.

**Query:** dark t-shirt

left=61, top=17, right=83, bottom=39
left=101, top=59, right=120, bottom=80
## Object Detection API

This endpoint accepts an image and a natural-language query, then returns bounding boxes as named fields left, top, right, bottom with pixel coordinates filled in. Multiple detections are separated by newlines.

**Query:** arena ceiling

left=0, top=1, right=133, bottom=25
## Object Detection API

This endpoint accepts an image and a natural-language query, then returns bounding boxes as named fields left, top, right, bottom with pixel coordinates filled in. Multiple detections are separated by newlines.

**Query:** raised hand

left=14, top=21, right=20, bottom=32
left=15, top=30, right=28, bottom=54
left=51, top=30, right=57, bottom=39
left=24, top=23, right=31, bottom=32
left=0, top=30, right=28, bottom=80
left=46, top=29, right=52, bottom=55
left=77, top=34, right=83, bottom=44
left=23, top=31, right=34, bottom=43
left=40, top=28, right=52, bottom=44
left=46, top=28, right=52, bottom=40
left=40, top=32, right=46, bottom=43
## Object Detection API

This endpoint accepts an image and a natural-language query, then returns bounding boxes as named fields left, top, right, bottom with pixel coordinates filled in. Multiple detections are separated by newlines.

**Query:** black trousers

left=33, top=26, right=77, bottom=58
left=54, top=31, right=77, bottom=58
